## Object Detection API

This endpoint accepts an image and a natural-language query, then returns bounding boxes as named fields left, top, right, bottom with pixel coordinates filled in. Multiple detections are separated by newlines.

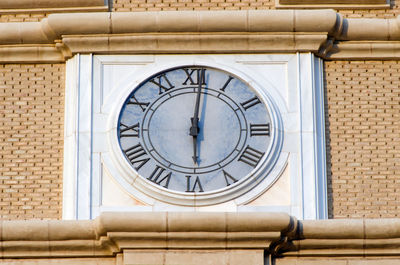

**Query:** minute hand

left=189, top=69, right=204, bottom=164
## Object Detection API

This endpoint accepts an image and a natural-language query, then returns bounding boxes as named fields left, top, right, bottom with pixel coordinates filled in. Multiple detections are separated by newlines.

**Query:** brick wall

left=325, top=61, right=400, bottom=218
left=0, top=14, right=46, bottom=22
left=112, top=0, right=274, bottom=11
left=112, top=0, right=400, bottom=16
left=0, top=64, right=64, bottom=220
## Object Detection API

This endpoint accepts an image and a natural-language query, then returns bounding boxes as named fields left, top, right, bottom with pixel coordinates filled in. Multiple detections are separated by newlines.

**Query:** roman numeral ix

left=120, top=122, right=140, bottom=138
left=123, top=143, right=150, bottom=170
left=238, top=145, right=264, bottom=168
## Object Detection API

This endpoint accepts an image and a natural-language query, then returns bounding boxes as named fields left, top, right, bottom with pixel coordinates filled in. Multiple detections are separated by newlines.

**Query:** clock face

left=118, top=66, right=272, bottom=194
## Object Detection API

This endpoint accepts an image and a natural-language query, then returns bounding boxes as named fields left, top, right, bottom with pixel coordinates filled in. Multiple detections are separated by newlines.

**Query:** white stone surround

left=63, top=53, right=327, bottom=220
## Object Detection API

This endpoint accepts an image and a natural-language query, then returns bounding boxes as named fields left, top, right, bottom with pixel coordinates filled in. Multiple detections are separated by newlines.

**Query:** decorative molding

left=0, top=0, right=109, bottom=14
left=275, top=0, right=389, bottom=9
left=0, top=10, right=400, bottom=61
left=3, top=212, right=400, bottom=262
left=325, top=41, right=400, bottom=60
left=0, top=212, right=294, bottom=258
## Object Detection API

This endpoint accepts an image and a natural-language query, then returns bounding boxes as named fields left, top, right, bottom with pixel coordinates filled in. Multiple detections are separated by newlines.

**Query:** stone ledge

left=0, top=212, right=295, bottom=258
left=2, top=213, right=400, bottom=260
left=0, top=10, right=400, bottom=61
left=275, top=0, right=389, bottom=9
left=0, top=0, right=109, bottom=14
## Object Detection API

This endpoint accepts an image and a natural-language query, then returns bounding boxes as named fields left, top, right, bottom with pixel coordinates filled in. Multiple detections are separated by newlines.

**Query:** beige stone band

left=0, top=212, right=294, bottom=258
left=0, top=10, right=400, bottom=62
left=1, top=212, right=400, bottom=260
left=0, top=0, right=109, bottom=14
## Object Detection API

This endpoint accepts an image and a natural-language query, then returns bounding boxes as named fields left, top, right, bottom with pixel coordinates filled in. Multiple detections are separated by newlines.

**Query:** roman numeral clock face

left=118, top=66, right=274, bottom=202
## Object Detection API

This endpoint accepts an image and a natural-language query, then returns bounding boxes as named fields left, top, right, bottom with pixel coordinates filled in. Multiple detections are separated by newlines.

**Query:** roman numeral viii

left=147, top=165, right=172, bottom=188
left=123, top=143, right=150, bottom=170
left=238, top=145, right=264, bottom=168
left=120, top=122, right=140, bottom=138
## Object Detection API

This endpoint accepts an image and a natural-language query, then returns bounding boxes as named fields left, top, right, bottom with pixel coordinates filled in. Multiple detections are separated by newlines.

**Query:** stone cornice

left=282, top=218, right=400, bottom=257
left=2, top=213, right=400, bottom=261
left=0, top=10, right=400, bottom=62
left=0, top=212, right=295, bottom=258
left=0, top=0, right=109, bottom=14
left=275, top=0, right=389, bottom=9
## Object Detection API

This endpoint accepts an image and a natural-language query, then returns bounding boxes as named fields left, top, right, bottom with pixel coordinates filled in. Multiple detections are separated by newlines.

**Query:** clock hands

left=189, top=68, right=204, bottom=164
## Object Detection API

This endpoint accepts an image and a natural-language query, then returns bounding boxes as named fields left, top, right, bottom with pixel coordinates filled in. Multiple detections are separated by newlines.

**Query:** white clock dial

left=118, top=66, right=272, bottom=194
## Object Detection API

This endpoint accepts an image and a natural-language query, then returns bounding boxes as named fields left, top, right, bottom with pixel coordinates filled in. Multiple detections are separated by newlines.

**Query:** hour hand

left=189, top=117, right=199, bottom=137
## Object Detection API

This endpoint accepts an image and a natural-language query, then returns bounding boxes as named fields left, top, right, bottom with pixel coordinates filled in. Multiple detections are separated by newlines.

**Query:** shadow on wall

left=323, top=61, right=334, bottom=219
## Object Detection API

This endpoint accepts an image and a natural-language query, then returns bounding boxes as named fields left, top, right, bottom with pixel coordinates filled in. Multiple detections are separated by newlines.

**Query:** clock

left=116, top=65, right=282, bottom=206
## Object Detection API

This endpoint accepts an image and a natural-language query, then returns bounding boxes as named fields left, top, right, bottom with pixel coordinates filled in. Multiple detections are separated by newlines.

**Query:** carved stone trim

left=275, top=0, right=389, bottom=9
left=1, top=10, right=400, bottom=61
left=0, top=212, right=293, bottom=258
left=0, top=0, right=109, bottom=14
left=3, top=213, right=400, bottom=261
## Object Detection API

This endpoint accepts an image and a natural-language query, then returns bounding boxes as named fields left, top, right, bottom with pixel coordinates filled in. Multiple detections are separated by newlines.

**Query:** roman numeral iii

left=238, top=145, right=264, bottom=168
left=250, top=123, right=270, bottom=137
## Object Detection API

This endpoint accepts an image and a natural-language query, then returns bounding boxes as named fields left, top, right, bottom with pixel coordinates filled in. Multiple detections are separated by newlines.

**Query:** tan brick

left=325, top=61, right=400, bottom=219
left=0, top=64, right=64, bottom=220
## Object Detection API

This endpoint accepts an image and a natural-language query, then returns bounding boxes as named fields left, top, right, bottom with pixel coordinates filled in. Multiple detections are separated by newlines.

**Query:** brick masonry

left=112, top=0, right=400, bottom=17
left=1, top=1, right=400, bottom=220
left=325, top=61, right=400, bottom=218
left=0, top=64, right=64, bottom=220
